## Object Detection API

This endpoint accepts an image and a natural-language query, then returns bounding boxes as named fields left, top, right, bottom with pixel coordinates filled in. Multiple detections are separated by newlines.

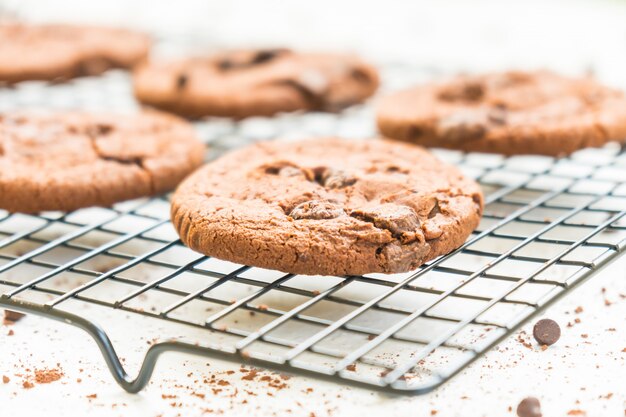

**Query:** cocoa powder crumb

left=22, top=381, right=34, bottom=389
left=86, top=393, right=97, bottom=399
left=574, top=306, right=583, bottom=314
left=34, top=368, right=63, bottom=384
left=241, top=369, right=258, bottom=381
left=346, top=364, right=357, bottom=372
left=2, top=375, right=9, bottom=384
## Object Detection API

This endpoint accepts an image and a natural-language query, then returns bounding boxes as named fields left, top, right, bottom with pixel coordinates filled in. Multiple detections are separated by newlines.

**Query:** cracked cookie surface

left=0, top=110, right=204, bottom=213
left=0, top=23, right=150, bottom=84
left=377, top=70, right=626, bottom=156
left=133, top=49, right=379, bottom=119
left=171, top=138, right=483, bottom=276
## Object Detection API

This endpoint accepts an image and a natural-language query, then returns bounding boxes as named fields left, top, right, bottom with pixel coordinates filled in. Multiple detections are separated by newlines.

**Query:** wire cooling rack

left=1, top=66, right=625, bottom=395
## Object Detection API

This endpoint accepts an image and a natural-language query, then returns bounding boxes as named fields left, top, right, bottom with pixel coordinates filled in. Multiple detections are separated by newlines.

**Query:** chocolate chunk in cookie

left=290, top=200, right=344, bottom=220
left=351, top=204, right=420, bottom=243
left=377, top=70, right=626, bottom=155
left=171, top=138, right=483, bottom=276
left=314, top=167, right=357, bottom=189
left=134, top=49, right=379, bottom=119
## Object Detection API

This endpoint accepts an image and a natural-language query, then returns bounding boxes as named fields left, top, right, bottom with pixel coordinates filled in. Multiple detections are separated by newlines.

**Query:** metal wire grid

left=1, top=68, right=626, bottom=395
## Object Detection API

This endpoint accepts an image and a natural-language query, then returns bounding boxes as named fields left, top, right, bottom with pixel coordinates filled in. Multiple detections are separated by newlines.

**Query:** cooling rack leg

left=0, top=296, right=232, bottom=393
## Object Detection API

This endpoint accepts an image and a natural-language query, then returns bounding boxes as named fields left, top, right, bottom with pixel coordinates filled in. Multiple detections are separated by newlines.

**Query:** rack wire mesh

left=1, top=65, right=625, bottom=394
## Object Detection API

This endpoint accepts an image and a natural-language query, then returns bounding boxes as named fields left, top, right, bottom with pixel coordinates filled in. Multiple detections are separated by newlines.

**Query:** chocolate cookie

left=133, top=49, right=379, bottom=119
left=377, top=70, right=626, bottom=156
left=0, top=23, right=150, bottom=84
left=0, top=111, right=204, bottom=213
left=171, top=138, right=483, bottom=276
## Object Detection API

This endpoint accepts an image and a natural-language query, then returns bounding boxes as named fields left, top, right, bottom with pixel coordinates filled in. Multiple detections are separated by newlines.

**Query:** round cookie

left=0, top=111, right=205, bottom=213
left=0, top=23, right=150, bottom=84
left=133, top=49, right=379, bottom=119
left=377, top=70, right=626, bottom=156
left=171, top=138, right=483, bottom=276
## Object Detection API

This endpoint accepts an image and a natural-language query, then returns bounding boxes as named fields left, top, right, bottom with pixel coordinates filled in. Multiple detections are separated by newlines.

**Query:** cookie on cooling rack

left=0, top=22, right=150, bottom=84
left=171, top=138, right=483, bottom=276
left=377, top=70, right=626, bottom=156
left=133, top=48, right=379, bottom=119
left=0, top=110, right=205, bottom=213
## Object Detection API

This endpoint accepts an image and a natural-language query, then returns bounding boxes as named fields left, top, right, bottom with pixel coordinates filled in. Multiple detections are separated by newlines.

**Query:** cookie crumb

left=34, top=368, right=63, bottom=384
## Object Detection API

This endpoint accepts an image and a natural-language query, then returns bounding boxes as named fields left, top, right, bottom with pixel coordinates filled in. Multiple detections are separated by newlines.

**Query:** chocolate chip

left=315, top=168, right=357, bottom=189
left=428, top=200, right=441, bottom=218
left=487, top=105, right=507, bottom=125
left=533, top=319, right=561, bottom=346
left=439, top=80, right=484, bottom=102
left=290, top=200, right=344, bottom=220
left=177, top=73, right=188, bottom=90
left=85, top=123, right=113, bottom=138
left=251, top=49, right=288, bottom=65
left=218, top=49, right=288, bottom=71
left=436, top=110, right=487, bottom=142
left=351, top=204, right=420, bottom=243
left=218, top=59, right=234, bottom=71
left=95, top=123, right=113, bottom=135
left=516, top=397, right=542, bottom=417
left=101, top=155, right=143, bottom=166
left=408, top=126, right=423, bottom=140
left=386, top=166, right=407, bottom=174
left=351, top=68, right=371, bottom=84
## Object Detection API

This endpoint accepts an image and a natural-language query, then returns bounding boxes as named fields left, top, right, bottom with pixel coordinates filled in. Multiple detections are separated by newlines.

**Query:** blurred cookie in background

left=0, top=22, right=151, bottom=84
left=133, top=49, right=379, bottom=119
left=377, top=70, right=626, bottom=156
left=0, top=110, right=204, bottom=213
